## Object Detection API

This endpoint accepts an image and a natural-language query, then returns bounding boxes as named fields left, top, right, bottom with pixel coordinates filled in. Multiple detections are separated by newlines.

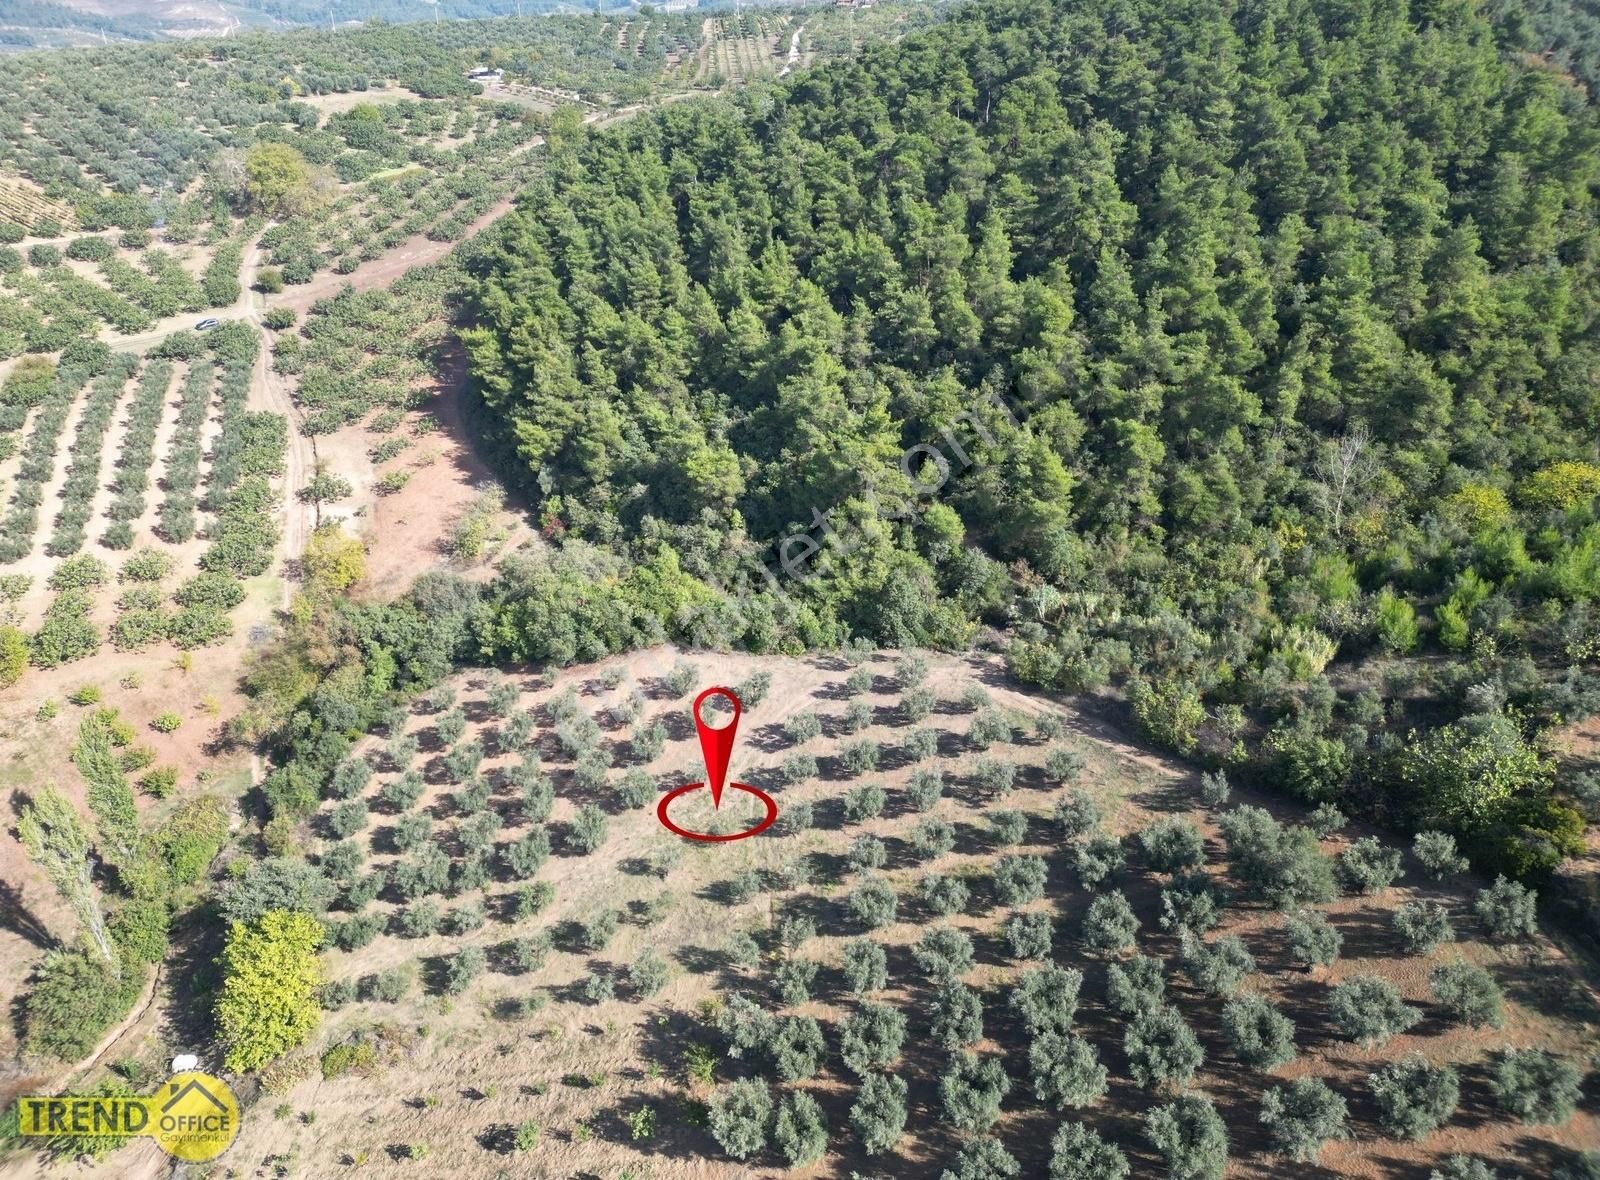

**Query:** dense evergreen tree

left=463, top=0, right=1600, bottom=879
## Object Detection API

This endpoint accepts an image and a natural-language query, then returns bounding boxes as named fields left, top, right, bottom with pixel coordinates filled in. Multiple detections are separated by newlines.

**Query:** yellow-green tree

left=0, top=624, right=26, bottom=688
left=244, top=142, right=312, bottom=216
left=302, top=521, right=366, bottom=596
left=217, top=909, right=324, bottom=1072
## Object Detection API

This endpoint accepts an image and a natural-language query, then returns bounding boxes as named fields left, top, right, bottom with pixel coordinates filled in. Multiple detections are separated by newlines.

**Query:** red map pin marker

left=693, top=686, right=741, bottom=809
left=656, top=684, right=779, bottom=842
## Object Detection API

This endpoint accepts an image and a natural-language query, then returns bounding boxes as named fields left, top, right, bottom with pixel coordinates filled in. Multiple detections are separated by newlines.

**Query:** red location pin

left=656, top=684, right=779, bottom=842
left=693, top=686, right=741, bottom=809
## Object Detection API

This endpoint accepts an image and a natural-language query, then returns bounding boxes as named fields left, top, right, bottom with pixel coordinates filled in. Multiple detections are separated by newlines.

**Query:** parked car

left=195, top=317, right=219, bottom=330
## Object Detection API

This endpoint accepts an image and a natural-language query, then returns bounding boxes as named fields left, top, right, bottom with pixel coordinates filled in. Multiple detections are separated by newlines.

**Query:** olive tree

left=1030, top=1031, right=1107, bottom=1109
left=844, top=784, right=887, bottom=823
left=1284, top=910, right=1341, bottom=969
left=1259, top=1078, right=1349, bottom=1161
left=1369, top=1055, right=1459, bottom=1140
left=1177, top=932, right=1254, bottom=996
left=989, top=808, right=1029, bottom=846
left=940, top=1137, right=1020, bottom=1180
left=1307, top=803, right=1346, bottom=837
left=773, top=1090, right=827, bottom=1167
left=1198, top=770, right=1231, bottom=810
left=774, top=958, right=819, bottom=1006
left=906, top=768, right=944, bottom=811
left=1074, top=835, right=1125, bottom=890
left=1004, top=910, right=1053, bottom=960
left=1338, top=837, right=1404, bottom=894
left=1159, top=872, right=1224, bottom=934
left=914, top=926, right=975, bottom=980
left=1221, top=994, right=1296, bottom=1070
left=1145, top=1095, right=1228, bottom=1180
left=567, top=805, right=608, bottom=854
left=1393, top=900, right=1455, bottom=955
left=1125, top=1006, right=1204, bottom=1090
left=939, top=1050, right=1011, bottom=1132
left=1082, top=890, right=1139, bottom=955
left=1554, top=1153, right=1600, bottom=1180
left=709, top=1078, right=772, bottom=1160
left=1429, top=1158, right=1499, bottom=1180
left=993, top=855, right=1048, bottom=906
left=1474, top=876, right=1538, bottom=940
left=849, top=878, right=898, bottom=930
left=1140, top=818, right=1206, bottom=874
left=1218, top=807, right=1335, bottom=908
left=920, top=873, right=970, bottom=917
left=768, top=1014, right=826, bottom=1082
left=840, top=1001, right=906, bottom=1074
left=1429, top=960, right=1504, bottom=1029
left=1106, top=954, right=1165, bottom=1017
left=1414, top=830, right=1469, bottom=879
left=1491, top=1048, right=1583, bottom=1125
left=841, top=939, right=888, bottom=995
left=848, top=834, right=888, bottom=872
left=931, top=979, right=985, bottom=1049
left=1050, top=1122, right=1129, bottom=1180
left=911, top=815, right=956, bottom=859
left=1009, top=965, right=1082, bottom=1037
left=1054, top=789, right=1100, bottom=839
left=1329, top=975, right=1420, bottom=1048
left=714, top=993, right=775, bottom=1059
left=850, top=1072, right=908, bottom=1155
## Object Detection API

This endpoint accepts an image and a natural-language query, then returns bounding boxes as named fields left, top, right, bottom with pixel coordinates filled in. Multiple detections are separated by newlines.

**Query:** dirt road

left=239, top=237, right=314, bottom=579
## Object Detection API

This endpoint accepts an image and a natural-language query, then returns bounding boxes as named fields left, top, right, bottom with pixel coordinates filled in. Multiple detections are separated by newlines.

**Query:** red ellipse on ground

left=656, top=781, right=779, bottom=842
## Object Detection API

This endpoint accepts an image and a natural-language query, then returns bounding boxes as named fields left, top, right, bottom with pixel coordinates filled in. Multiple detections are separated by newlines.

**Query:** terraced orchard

left=217, top=649, right=1596, bottom=1179
left=0, top=325, right=285, bottom=662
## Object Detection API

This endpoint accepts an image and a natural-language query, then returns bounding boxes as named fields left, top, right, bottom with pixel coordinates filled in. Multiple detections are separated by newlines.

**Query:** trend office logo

left=17, top=1071, right=240, bottom=1162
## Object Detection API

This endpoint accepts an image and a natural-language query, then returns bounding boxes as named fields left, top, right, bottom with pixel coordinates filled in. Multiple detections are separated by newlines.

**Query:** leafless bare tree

left=1316, top=426, right=1375, bottom=531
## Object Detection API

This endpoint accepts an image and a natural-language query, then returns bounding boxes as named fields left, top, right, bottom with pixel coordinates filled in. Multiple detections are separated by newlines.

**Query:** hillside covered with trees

left=462, top=0, right=1600, bottom=883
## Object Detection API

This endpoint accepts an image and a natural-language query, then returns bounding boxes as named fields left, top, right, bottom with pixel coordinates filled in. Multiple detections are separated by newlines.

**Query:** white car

left=195, top=317, right=220, bottom=331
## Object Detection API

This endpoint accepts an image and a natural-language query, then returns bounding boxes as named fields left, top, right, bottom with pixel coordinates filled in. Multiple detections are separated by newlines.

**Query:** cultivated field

left=0, top=338, right=285, bottom=653
left=20, top=646, right=1591, bottom=1179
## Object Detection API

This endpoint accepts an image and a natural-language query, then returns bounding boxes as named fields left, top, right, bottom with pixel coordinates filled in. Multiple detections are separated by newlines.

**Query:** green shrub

left=151, top=710, right=183, bottom=733
left=25, top=947, right=146, bottom=1060
left=139, top=766, right=179, bottom=798
left=321, top=1040, right=378, bottom=1079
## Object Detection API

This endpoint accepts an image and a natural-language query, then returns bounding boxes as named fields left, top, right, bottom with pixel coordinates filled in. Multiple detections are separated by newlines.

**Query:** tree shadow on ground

left=0, top=880, right=56, bottom=952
